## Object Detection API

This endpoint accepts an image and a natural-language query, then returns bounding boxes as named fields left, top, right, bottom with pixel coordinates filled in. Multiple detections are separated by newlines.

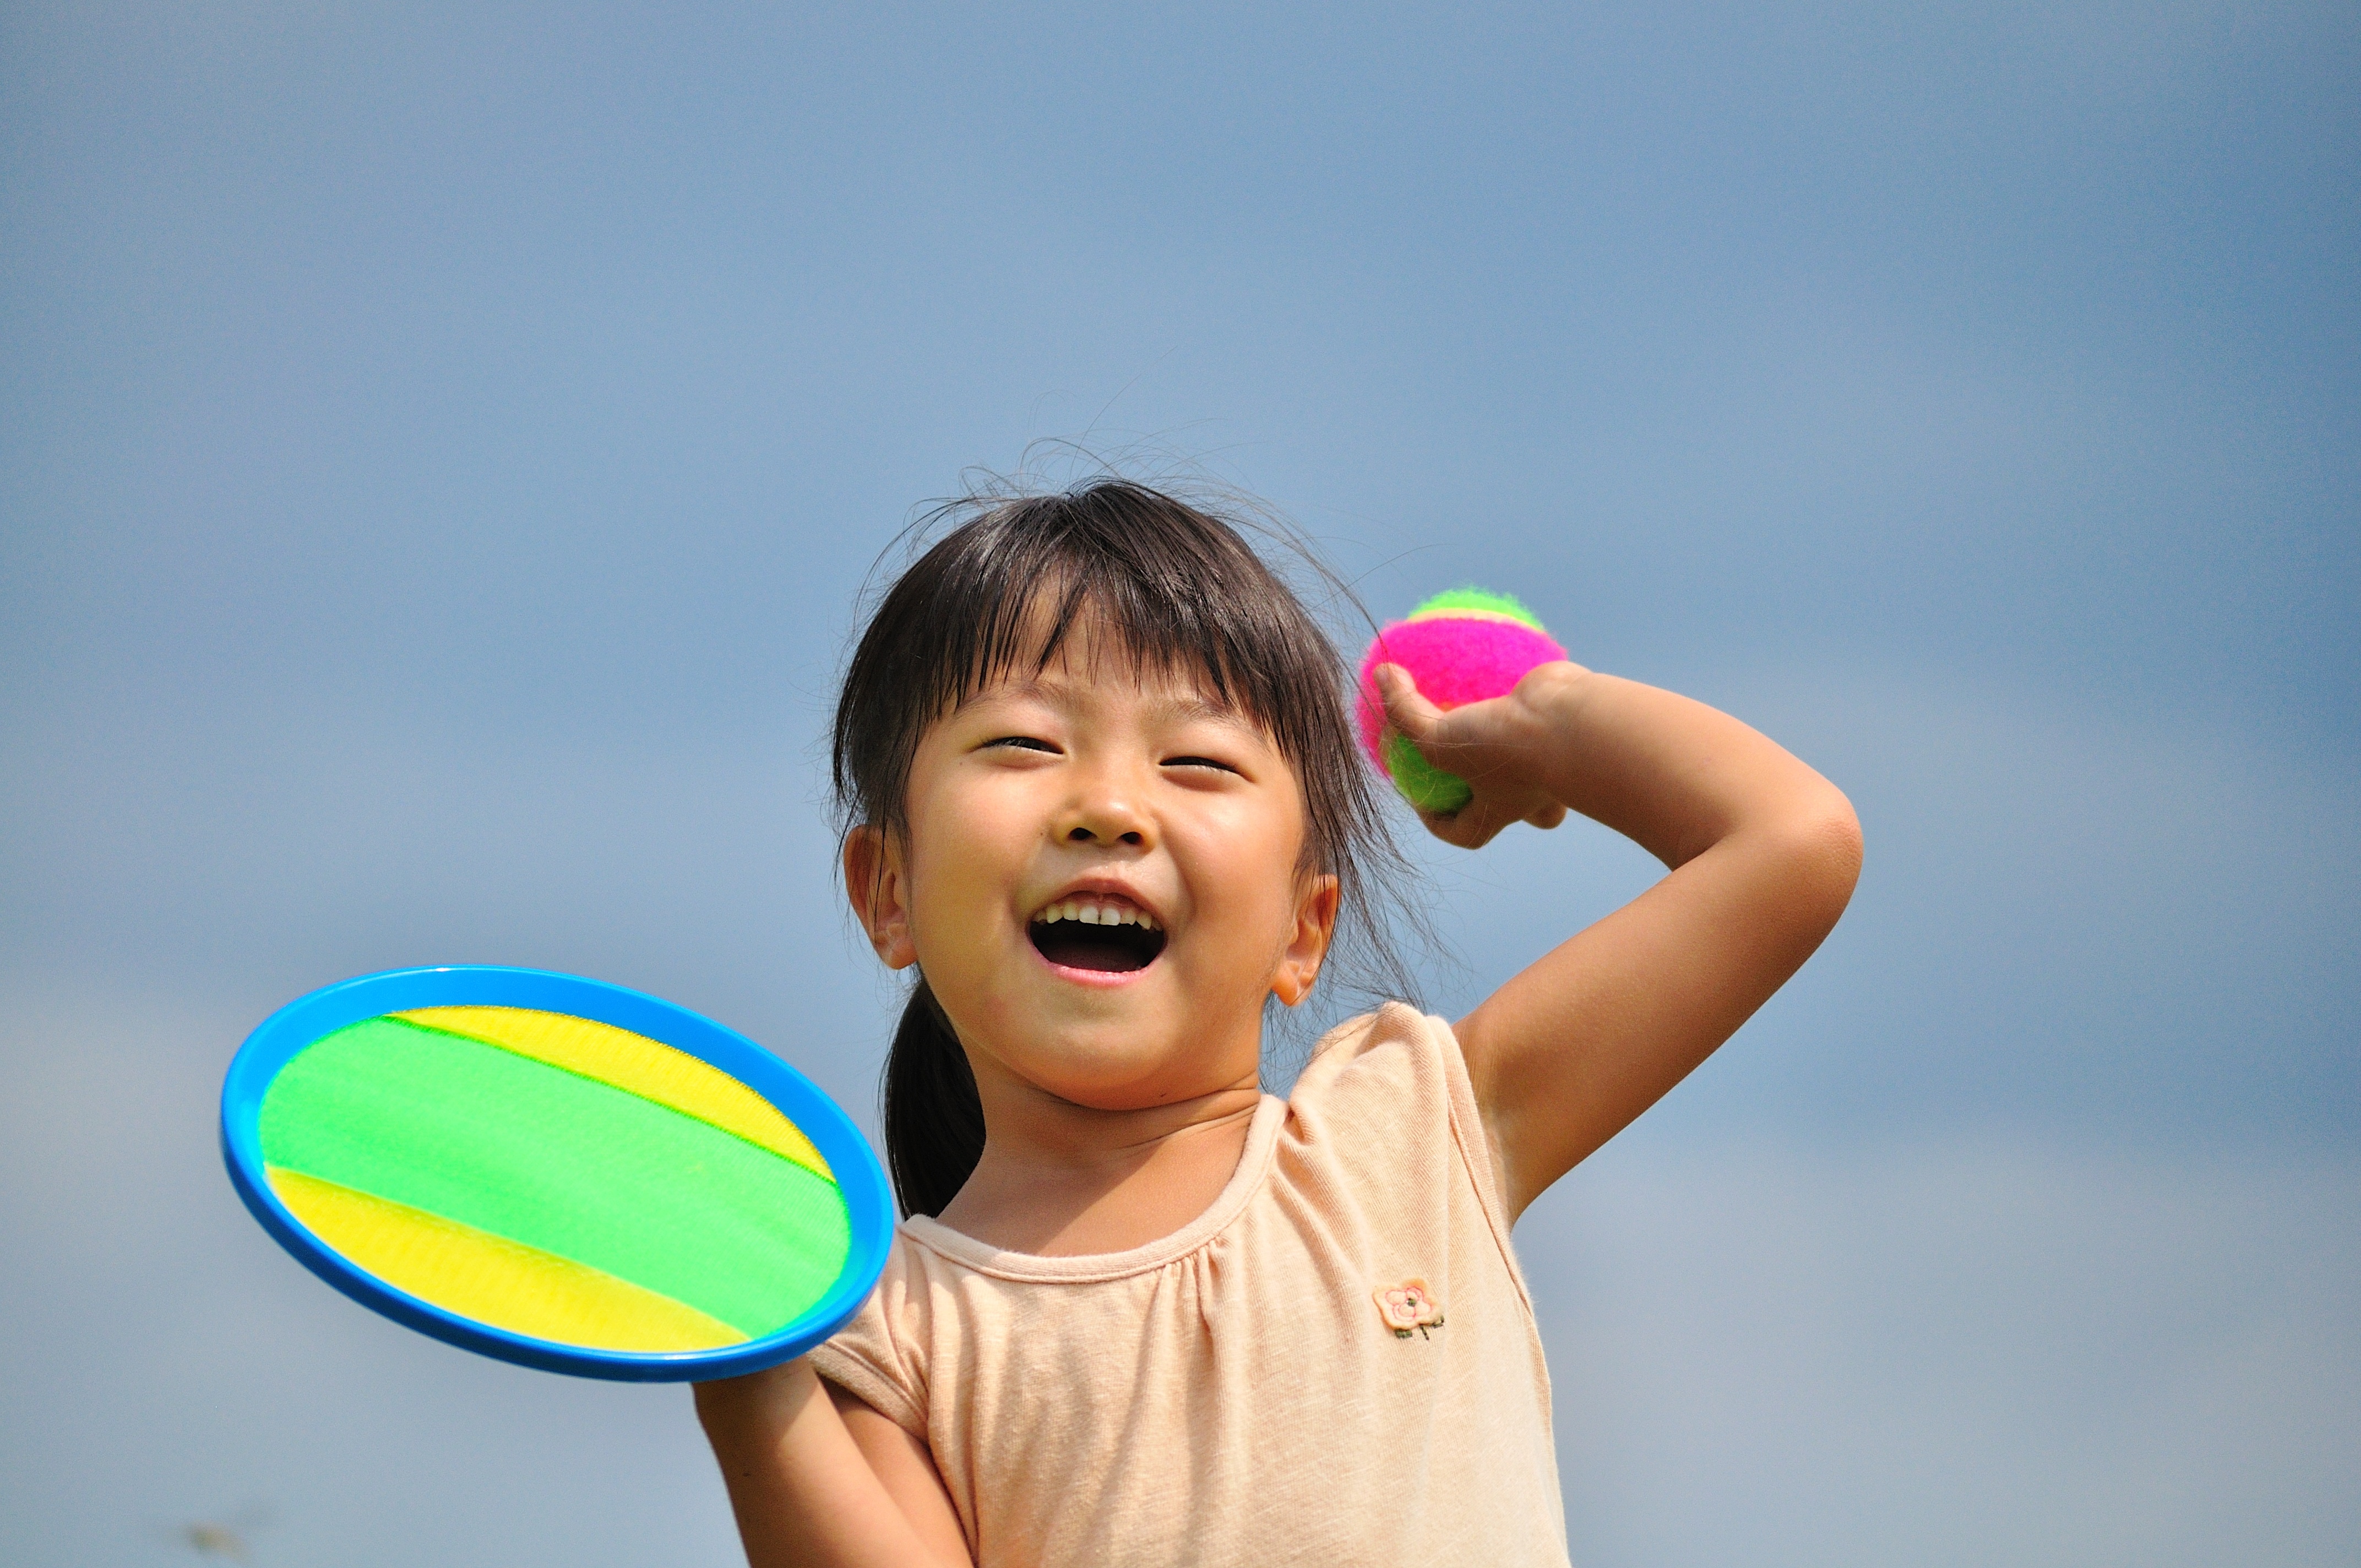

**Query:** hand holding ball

left=1356, top=589, right=1566, bottom=814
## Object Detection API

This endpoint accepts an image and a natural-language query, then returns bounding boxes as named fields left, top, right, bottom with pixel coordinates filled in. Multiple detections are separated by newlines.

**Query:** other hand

left=1372, top=661, right=1578, bottom=849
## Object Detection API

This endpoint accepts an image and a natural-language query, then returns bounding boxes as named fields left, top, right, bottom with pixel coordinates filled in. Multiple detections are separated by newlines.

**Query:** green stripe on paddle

left=259, top=1017, right=850, bottom=1338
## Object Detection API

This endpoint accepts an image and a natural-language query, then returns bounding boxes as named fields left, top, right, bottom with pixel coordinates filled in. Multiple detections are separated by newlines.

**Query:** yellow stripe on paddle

left=394, top=1006, right=833, bottom=1182
left=268, top=1167, right=748, bottom=1352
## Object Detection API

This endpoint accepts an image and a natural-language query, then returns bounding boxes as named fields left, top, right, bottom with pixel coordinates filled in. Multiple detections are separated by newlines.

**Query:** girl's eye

left=983, top=736, right=1059, bottom=754
left=1162, top=755, right=1240, bottom=775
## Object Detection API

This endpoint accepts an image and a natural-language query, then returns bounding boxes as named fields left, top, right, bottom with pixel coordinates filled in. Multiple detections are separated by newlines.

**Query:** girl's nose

left=1057, top=786, right=1153, bottom=848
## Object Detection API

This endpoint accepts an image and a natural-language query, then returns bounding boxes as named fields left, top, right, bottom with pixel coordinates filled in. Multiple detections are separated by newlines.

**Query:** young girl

left=695, top=480, right=1861, bottom=1566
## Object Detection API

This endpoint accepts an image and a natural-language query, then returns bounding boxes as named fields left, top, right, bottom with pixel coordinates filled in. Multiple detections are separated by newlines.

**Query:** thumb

left=1374, top=664, right=1449, bottom=743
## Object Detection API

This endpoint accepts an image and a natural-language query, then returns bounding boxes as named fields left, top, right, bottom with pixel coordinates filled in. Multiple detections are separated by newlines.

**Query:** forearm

left=696, top=1360, right=962, bottom=1568
left=1519, top=665, right=1856, bottom=873
left=1393, top=660, right=1862, bottom=1210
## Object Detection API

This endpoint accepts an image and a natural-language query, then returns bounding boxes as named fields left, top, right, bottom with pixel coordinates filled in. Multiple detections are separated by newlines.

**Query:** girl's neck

left=931, top=1074, right=1265, bottom=1257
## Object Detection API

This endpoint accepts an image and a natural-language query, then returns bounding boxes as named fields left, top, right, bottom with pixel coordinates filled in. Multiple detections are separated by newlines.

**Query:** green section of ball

left=1384, top=730, right=1474, bottom=814
left=1409, top=587, right=1546, bottom=629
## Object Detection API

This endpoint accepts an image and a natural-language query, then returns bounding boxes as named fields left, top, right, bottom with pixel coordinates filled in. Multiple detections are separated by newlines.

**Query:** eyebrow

left=966, top=678, right=1253, bottom=731
left=1150, top=692, right=1249, bottom=728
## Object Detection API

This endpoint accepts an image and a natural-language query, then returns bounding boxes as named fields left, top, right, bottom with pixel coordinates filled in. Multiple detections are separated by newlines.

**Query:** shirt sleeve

left=806, top=1232, right=930, bottom=1437
left=1291, top=1003, right=1531, bottom=1315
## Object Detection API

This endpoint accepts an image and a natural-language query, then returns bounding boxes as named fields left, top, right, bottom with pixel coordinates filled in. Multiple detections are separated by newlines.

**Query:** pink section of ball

left=1355, top=616, right=1568, bottom=766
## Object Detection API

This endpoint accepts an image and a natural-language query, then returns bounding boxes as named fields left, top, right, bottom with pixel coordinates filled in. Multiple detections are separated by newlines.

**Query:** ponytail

left=880, top=975, right=986, bottom=1219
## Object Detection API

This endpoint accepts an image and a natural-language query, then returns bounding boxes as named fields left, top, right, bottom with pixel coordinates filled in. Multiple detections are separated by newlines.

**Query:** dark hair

left=831, top=478, right=1421, bottom=1218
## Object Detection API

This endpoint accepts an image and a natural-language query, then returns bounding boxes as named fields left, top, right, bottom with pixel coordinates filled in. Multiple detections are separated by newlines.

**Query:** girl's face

left=847, top=623, right=1339, bottom=1113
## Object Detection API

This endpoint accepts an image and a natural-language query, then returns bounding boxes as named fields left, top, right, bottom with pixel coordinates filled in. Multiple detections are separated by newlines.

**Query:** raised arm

left=695, top=1359, right=971, bottom=1568
left=1374, top=661, right=1862, bottom=1221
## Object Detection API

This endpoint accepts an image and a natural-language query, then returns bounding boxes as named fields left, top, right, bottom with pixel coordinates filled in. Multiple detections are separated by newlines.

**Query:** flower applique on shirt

left=1374, top=1279, right=1445, bottom=1340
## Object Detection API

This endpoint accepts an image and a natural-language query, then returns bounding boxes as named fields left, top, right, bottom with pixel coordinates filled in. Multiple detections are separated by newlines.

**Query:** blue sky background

left=3, top=3, right=2354, bottom=1564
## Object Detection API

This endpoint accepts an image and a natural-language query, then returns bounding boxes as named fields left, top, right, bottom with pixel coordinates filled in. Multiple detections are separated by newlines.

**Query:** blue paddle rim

left=221, top=966, right=895, bottom=1382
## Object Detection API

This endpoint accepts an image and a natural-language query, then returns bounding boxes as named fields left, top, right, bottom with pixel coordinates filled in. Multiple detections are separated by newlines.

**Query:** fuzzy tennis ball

left=1356, top=588, right=1567, bottom=814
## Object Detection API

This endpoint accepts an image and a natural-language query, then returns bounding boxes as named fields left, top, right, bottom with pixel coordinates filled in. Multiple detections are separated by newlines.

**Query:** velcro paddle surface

left=258, top=1009, right=851, bottom=1351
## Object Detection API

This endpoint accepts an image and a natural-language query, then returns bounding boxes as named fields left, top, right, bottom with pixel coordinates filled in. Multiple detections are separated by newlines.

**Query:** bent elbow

left=1789, top=788, right=1864, bottom=927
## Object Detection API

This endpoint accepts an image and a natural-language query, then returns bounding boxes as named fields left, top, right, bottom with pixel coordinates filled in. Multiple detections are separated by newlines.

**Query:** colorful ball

left=1356, top=589, right=1566, bottom=814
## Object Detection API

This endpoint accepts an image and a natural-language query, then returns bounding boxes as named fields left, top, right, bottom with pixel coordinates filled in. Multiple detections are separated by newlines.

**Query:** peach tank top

left=809, top=1004, right=1570, bottom=1566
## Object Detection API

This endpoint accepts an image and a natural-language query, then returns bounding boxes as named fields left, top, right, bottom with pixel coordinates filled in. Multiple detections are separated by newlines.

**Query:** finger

left=1419, top=810, right=1485, bottom=850
left=1373, top=663, right=1450, bottom=743
left=1525, top=802, right=1568, bottom=831
left=1413, top=800, right=1479, bottom=847
left=1426, top=794, right=1513, bottom=851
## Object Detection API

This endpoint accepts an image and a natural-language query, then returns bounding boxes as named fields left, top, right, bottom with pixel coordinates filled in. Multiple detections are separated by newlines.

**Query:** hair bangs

left=836, top=482, right=1360, bottom=872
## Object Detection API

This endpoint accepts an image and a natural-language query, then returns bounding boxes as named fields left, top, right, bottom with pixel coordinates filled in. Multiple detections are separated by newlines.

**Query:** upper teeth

left=1031, top=899, right=1159, bottom=930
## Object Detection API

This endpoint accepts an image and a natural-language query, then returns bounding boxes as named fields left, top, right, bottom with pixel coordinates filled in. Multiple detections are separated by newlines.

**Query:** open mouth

left=1028, top=899, right=1168, bottom=973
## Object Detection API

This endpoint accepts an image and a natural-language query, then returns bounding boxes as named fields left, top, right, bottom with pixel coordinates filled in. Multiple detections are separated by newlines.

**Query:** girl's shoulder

left=1293, top=1000, right=1461, bottom=1083
left=1282, top=1002, right=1516, bottom=1239
left=1286, top=1003, right=1482, bottom=1149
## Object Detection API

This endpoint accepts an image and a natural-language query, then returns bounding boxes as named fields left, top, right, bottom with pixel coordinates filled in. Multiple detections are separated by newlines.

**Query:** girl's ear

left=844, top=825, right=918, bottom=970
left=1271, top=873, right=1342, bottom=1007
